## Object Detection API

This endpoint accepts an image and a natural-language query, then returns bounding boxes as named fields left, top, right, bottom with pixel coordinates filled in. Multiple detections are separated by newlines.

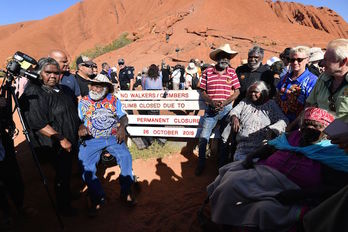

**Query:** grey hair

left=248, top=46, right=264, bottom=58
left=36, top=57, right=60, bottom=77
left=327, top=39, right=348, bottom=61
left=247, top=81, right=270, bottom=97
left=290, top=46, right=310, bottom=57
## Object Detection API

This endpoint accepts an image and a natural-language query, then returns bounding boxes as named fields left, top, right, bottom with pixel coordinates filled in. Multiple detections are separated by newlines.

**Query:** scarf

left=268, top=133, right=348, bottom=172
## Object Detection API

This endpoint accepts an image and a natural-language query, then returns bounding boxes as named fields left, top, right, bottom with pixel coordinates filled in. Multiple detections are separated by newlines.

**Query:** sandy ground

left=7, top=137, right=219, bottom=232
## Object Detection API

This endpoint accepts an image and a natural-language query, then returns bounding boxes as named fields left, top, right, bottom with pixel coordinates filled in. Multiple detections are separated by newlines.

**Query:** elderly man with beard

left=195, top=44, right=240, bottom=176
left=235, top=46, right=274, bottom=106
left=78, top=74, right=135, bottom=216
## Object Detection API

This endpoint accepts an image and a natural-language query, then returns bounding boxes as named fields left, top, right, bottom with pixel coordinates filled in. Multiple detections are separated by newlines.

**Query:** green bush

left=71, top=32, right=132, bottom=70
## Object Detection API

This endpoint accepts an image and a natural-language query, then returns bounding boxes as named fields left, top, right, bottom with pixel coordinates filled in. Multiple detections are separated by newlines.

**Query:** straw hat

left=89, top=74, right=112, bottom=85
left=185, top=62, right=198, bottom=75
left=209, top=44, right=238, bottom=61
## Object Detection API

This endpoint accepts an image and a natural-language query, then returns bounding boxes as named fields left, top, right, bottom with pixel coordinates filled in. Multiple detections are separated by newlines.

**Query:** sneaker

left=120, top=192, right=137, bottom=207
left=195, top=164, right=205, bottom=176
left=87, top=197, right=105, bottom=217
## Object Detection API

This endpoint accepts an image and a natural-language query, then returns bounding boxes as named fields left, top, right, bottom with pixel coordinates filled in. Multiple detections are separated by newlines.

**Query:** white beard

left=89, top=87, right=107, bottom=101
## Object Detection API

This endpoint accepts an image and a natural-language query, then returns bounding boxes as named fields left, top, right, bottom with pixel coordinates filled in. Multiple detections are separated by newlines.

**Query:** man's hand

left=78, top=124, right=90, bottom=137
left=330, top=134, right=348, bottom=153
left=116, top=126, right=127, bottom=144
left=60, top=138, right=72, bottom=152
left=231, top=116, right=240, bottom=133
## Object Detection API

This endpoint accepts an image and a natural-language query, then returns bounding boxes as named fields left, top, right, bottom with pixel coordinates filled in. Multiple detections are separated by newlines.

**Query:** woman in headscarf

left=221, top=81, right=288, bottom=162
left=20, top=57, right=81, bottom=216
left=207, top=107, right=348, bottom=231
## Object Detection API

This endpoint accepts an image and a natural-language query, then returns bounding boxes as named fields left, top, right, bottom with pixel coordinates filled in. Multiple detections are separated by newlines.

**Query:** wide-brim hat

left=89, top=74, right=112, bottom=85
left=266, top=56, right=281, bottom=66
left=309, top=47, right=324, bottom=62
left=209, top=44, right=238, bottom=61
left=185, top=62, right=198, bottom=75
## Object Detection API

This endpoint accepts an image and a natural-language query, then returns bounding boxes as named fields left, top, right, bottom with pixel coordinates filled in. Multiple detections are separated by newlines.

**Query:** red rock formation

left=0, top=0, right=346, bottom=71
left=267, top=0, right=348, bottom=38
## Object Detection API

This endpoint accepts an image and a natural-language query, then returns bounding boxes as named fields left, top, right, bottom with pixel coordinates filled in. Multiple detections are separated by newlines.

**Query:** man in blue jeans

left=78, top=74, right=136, bottom=216
left=196, top=44, right=241, bottom=176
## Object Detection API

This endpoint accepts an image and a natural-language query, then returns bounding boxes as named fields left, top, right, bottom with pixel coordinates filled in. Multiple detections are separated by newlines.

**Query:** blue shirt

left=78, top=93, right=126, bottom=138
left=143, top=75, right=163, bottom=90
left=276, top=69, right=318, bottom=122
left=61, top=73, right=81, bottom=97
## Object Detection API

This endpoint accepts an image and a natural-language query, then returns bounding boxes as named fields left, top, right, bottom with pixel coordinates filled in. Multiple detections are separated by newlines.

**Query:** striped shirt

left=200, top=67, right=240, bottom=101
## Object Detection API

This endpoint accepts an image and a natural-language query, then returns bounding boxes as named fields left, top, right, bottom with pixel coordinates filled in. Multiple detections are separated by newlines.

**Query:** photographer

left=20, top=57, right=81, bottom=216
left=0, top=96, right=24, bottom=225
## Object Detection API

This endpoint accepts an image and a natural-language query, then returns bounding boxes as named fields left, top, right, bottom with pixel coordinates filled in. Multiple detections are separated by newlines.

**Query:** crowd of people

left=0, top=37, right=347, bottom=232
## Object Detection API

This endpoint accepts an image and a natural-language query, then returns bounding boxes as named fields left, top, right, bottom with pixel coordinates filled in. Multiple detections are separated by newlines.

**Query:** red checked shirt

left=200, top=66, right=240, bottom=101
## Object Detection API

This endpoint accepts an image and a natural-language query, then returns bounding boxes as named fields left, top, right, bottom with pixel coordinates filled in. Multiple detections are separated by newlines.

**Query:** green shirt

left=306, top=72, right=348, bottom=122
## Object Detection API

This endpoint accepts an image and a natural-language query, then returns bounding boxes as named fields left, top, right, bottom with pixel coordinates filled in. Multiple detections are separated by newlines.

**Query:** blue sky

left=0, top=0, right=347, bottom=26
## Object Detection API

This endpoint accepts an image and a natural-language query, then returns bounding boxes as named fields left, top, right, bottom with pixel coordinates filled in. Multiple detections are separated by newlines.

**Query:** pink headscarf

left=304, top=107, right=335, bottom=127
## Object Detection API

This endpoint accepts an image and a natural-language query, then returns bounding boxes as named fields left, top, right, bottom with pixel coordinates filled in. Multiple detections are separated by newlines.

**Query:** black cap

left=76, top=55, right=94, bottom=66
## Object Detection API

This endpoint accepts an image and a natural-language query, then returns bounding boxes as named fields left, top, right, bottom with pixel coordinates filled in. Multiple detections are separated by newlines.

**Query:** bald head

left=48, top=49, right=70, bottom=73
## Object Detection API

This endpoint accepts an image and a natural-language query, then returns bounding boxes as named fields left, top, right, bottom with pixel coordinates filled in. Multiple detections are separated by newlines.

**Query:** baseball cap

left=76, top=55, right=94, bottom=66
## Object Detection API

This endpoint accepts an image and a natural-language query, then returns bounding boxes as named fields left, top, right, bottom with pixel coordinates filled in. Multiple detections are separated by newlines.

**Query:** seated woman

left=221, top=81, right=288, bottom=162
left=207, top=107, right=348, bottom=231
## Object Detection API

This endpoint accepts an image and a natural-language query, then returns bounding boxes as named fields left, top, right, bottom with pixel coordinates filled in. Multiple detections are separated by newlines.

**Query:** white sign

left=122, top=100, right=206, bottom=110
left=127, top=115, right=202, bottom=126
left=126, top=126, right=220, bottom=138
left=117, top=90, right=202, bottom=100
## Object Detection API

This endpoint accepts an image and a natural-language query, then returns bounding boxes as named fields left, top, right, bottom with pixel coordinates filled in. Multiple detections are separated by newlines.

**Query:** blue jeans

left=198, top=103, right=232, bottom=166
left=78, top=136, right=133, bottom=204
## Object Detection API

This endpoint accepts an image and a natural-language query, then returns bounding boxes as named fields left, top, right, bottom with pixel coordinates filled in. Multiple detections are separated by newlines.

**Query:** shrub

left=71, top=32, right=132, bottom=70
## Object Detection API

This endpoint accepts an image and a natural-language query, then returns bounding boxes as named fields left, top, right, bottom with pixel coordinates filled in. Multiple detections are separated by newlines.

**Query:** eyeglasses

left=118, top=63, right=125, bottom=66
left=328, top=95, right=336, bottom=112
left=289, top=57, right=308, bottom=63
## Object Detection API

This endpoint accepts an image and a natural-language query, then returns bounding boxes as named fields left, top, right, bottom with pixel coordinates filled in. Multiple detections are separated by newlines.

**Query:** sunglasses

left=289, top=57, right=307, bottom=63
left=328, top=95, right=336, bottom=112
left=83, top=63, right=94, bottom=68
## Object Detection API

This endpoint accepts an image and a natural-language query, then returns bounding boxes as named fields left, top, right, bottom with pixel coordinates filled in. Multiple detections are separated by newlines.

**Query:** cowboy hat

left=89, top=74, right=113, bottom=85
left=185, top=62, right=198, bottom=75
left=209, top=44, right=238, bottom=61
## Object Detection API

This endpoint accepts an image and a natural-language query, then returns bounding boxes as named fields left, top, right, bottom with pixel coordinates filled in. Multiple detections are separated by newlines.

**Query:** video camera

left=6, top=51, right=39, bottom=80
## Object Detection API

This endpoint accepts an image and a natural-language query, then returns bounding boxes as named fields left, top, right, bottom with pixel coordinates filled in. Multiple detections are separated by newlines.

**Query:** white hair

left=247, top=81, right=269, bottom=96
left=327, top=39, right=348, bottom=61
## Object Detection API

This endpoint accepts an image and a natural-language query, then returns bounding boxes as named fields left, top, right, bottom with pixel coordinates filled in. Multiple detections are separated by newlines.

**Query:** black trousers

left=34, top=146, right=74, bottom=210
left=0, top=133, right=24, bottom=215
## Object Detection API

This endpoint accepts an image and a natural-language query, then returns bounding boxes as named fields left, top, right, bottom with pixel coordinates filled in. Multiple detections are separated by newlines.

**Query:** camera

left=6, top=51, right=39, bottom=80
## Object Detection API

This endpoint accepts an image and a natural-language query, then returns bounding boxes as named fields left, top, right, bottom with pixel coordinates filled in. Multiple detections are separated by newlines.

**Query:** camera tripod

left=0, top=74, right=64, bottom=229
